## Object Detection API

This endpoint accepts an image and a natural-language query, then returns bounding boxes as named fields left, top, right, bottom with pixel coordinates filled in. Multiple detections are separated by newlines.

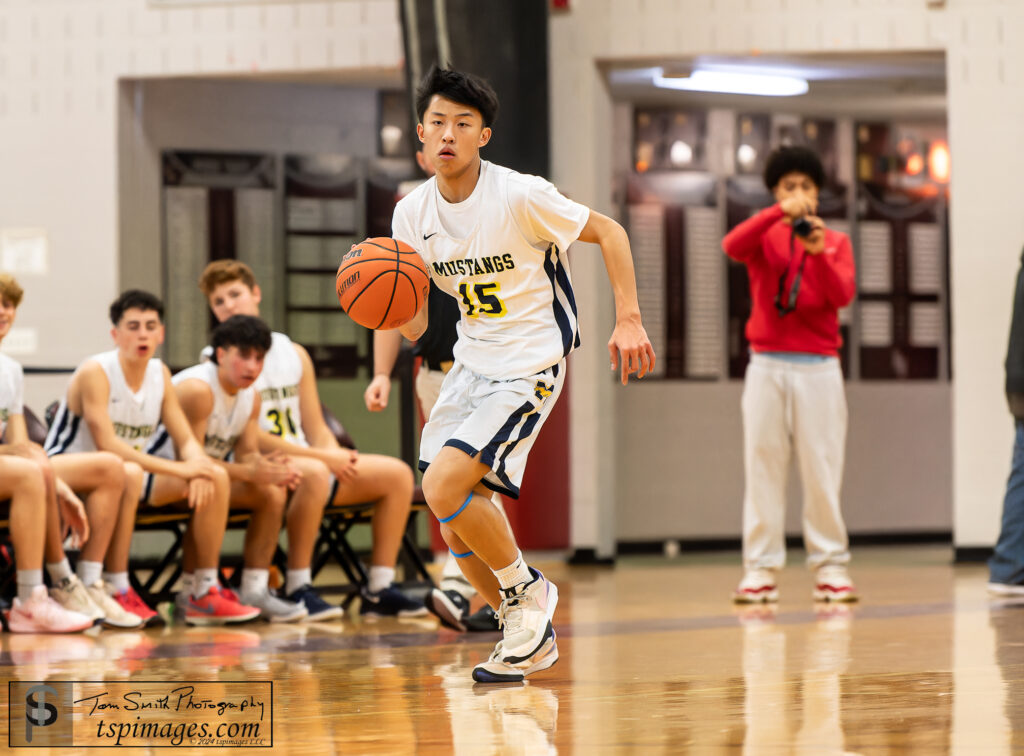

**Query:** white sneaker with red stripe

left=733, top=568, right=779, bottom=604
left=813, top=565, right=859, bottom=603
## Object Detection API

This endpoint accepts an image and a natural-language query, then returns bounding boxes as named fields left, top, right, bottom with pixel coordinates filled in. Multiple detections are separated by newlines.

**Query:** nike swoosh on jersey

left=423, top=232, right=438, bottom=240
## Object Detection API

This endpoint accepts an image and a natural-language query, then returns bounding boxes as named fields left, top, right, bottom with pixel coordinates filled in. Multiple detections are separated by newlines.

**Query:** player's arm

left=0, top=412, right=28, bottom=448
left=398, top=303, right=428, bottom=341
left=173, top=378, right=213, bottom=458
left=364, top=329, right=404, bottom=411
left=79, top=362, right=197, bottom=477
left=578, top=209, right=657, bottom=385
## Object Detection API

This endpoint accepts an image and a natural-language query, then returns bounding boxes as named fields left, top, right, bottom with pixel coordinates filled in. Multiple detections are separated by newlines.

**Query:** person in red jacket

left=722, top=146, right=858, bottom=605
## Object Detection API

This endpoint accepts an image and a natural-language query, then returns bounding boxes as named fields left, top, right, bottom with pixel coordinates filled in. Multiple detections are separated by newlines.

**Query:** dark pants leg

left=989, top=421, right=1024, bottom=584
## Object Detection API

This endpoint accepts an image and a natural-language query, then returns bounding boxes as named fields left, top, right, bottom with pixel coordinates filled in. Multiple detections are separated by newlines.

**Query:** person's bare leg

left=421, top=448, right=519, bottom=607
left=285, top=457, right=332, bottom=570
left=149, top=469, right=230, bottom=571
left=50, top=452, right=124, bottom=564
left=104, top=462, right=144, bottom=573
left=229, top=480, right=287, bottom=569
left=331, top=454, right=414, bottom=568
left=0, top=457, right=46, bottom=570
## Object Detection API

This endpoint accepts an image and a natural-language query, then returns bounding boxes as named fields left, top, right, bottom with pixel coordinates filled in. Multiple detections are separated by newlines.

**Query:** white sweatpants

left=741, top=353, right=850, bottom=571
left=416, top=365, right=510, bottom=591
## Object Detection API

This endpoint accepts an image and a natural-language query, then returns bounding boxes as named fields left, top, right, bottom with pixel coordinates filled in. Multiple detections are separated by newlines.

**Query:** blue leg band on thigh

left=438, top=492, right=474, bottom=524
left=450, top=548, right=474, bottom=558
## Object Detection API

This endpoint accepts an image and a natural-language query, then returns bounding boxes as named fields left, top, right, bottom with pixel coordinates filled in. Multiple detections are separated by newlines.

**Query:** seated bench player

left=198, top=260, right=426, bottom=619
left=152, top=315, right=311, bottom=622
left=1, top=272, right=146, bottom=628
left=45, top=289, right=259, bottom=625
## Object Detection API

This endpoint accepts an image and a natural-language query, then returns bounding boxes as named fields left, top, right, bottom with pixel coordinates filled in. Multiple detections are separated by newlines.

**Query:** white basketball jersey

left=157, top=362, right=254, bottom=461
left=45, top=350, right=165, bottom=455
left=254, top=332, right=307, bottom=447
left=0, top=353, right=24, bottom=440
left=392, top=160, right=589, bottom=380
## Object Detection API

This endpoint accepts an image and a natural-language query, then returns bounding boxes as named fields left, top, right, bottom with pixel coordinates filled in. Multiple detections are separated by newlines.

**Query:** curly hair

left=763, top=146, right=825, bottom=191
left=209, top=315, right=272, bottom=364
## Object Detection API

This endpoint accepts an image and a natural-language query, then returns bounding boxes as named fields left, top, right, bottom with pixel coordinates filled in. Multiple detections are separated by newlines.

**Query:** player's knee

left=210, top=466, right=231, bottom=492
left=96, top=451, right=126, bottom=486
left=264, top=484, right=288, bottom=513
left=123, top=461, right=144, bottom=488
left=10, top=457, right=45, bottom=495
left=421, top=465, right=458, bottom=514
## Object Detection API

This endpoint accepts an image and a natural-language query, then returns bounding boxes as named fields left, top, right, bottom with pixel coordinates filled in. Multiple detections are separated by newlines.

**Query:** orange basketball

left=335, top=237, right=430, bottom=330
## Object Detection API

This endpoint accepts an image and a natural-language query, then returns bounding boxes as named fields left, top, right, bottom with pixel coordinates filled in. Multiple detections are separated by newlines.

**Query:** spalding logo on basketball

left=336, top=238, right=430, bottom=330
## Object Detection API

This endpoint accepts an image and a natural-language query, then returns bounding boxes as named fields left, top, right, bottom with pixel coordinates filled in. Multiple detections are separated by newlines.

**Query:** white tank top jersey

left=152, top=361, right=254, bottom=461
left=45, top=350, right=165, bottom=455
left=0, top=353, right=24, bottom=440
left=253, top=332, right=308, bottom=447
left=392, top=160, right=590, bottom=381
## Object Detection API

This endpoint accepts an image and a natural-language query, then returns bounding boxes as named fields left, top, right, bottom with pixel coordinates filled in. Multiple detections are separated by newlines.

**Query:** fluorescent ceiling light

left=653, top=68, right=809, bottom=97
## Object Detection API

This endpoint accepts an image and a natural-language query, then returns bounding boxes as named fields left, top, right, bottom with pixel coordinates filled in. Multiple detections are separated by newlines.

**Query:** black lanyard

left=774, top=230, right=806, bottom=317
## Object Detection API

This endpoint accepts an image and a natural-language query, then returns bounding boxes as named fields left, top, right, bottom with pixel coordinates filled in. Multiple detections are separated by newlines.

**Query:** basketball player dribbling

left=391, top=66, right=656, bottom=682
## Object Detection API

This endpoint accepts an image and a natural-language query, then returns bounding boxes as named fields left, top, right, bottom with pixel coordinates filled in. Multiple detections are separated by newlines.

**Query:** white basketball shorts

left=418, top=359, right=565, bottom=499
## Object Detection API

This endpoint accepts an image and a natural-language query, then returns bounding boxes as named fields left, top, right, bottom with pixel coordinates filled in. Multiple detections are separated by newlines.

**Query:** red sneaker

left=113, top=587, right=160, bottom=626
left=185, top=588, right=260, bottom=626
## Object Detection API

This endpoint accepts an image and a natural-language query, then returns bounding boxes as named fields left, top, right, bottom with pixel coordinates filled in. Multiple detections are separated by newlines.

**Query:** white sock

left=46, top=558, right=72, bottom=583
left=493, top=550, right=532, bottom=592
left=17, top=569, right=43, bottom=602
left=286, top=568, right=312, bottom=596
left=103, top=571, right=130, bottom=593
left=180, top=573, right=194, bottom=596
left=77, top=560, right=103, bottom=587
left=241, top=568, right=269, bottom=597
left=193, top=569, right=218, bottom=598
left=368, top=566, right=395, bottom=594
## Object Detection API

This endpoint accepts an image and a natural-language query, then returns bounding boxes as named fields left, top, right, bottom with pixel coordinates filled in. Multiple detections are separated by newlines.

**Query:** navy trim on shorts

left=481, top=476, right=519, bottom=500
left=141, top=472, right=155, bottom=505
left=478, top=401, right=535, bottom=470
left=443, top=438, right=479, bottom=458
left=495, top=410, right=543, bottom=486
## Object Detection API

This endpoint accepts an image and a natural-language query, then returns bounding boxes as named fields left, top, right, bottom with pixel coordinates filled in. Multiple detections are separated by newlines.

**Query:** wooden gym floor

left=1, top=545, right=1019, bottom=754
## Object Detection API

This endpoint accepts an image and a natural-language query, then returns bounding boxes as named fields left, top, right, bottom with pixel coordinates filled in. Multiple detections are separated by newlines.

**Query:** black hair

left=414, top=65, right=499, bottom=128
left=109, top=289, right=164, bottom=325
left=763, top=146, right=825, bottom=191
left=209, top=315, right=272, bottom=365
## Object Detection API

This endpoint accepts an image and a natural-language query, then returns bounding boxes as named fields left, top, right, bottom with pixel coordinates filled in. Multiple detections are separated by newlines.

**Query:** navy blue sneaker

left=425, top=588, right=471, bottom=631
left=360, top=585, right=428, bottom=618
left=286, top=584, right=343, bottom=621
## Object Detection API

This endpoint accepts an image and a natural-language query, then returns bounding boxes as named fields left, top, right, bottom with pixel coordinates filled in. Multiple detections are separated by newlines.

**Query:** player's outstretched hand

left=364, top=374, right=391, bottom=412
left=608, top=316, right=656, bottom=385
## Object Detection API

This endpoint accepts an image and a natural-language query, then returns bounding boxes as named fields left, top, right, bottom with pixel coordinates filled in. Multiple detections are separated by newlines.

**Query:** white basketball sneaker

left=472, top=567, right=559, bottom=684
left=733, top=568, right=779, bottom=604
left=813, top=564, right=859, bottom=603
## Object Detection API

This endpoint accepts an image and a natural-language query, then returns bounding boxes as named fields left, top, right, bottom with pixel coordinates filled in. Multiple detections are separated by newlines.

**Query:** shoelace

left=498, top=594, right=524, bottom=633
